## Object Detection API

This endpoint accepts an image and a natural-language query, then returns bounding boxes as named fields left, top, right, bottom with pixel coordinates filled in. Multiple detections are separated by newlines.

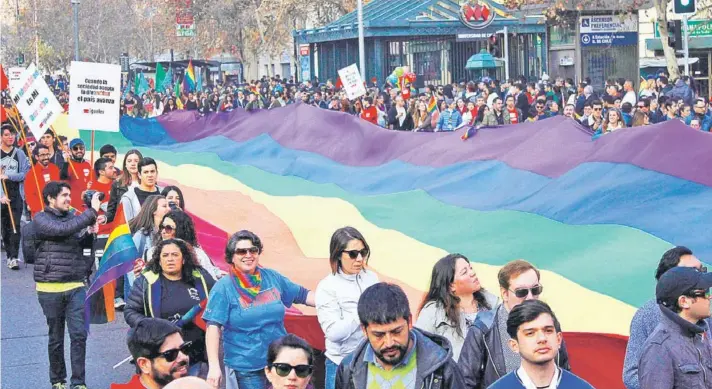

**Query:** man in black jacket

left=25, top=181, right=101, bottom=389
left=336, top=283, right=465, bottom=389
left=458, top=260, right=570, bottom=389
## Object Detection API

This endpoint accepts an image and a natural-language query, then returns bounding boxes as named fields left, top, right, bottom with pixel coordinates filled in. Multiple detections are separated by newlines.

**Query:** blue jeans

left=37, top=287, right=88, bottom=386
left=325, top=358, right=338, bottom=389
left=227, top=367, right=267, bottom=389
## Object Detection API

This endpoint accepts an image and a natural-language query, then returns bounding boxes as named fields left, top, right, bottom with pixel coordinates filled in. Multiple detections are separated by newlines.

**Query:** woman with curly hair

left=124, top=238, right=216, bottom=376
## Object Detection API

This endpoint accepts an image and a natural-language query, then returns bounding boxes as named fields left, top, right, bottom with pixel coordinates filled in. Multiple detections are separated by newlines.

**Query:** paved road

left=1, top=250, right=136, bottom=389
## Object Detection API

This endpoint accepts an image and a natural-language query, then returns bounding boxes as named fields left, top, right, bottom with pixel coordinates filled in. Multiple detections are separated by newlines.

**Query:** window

left=549, top=25, right=575, bottom=46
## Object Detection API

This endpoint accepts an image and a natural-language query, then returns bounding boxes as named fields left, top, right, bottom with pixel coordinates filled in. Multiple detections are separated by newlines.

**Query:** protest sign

left=9, top=63, right=64, bottom=134
left=69, top=61, right=121, bottom=132
left=8, top=67, right=24, bottom=83
left=337, top=64, right=367, bottom=100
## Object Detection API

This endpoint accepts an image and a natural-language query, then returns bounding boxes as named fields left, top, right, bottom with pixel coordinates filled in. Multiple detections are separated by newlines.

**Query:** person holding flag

left=60, top=138, right=92, bottom=210
left=1, top=123, right=30, bottom=270
left=124, top=238, right=216, bottom=377
left=26, top=144, right=61, bottom=217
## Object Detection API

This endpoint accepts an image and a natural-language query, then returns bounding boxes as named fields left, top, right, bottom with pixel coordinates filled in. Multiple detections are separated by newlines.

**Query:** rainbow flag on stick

left=182, top=60, right=196, bottom=93
left=84, top=206, right=139, bottom=327
left=175, top=299, right=207, bottom=330
left=427, top=95, right=438, bottom=114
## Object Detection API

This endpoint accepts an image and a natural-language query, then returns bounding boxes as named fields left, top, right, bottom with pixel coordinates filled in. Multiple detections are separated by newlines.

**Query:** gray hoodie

left=120, top=185, right=161, bottom=221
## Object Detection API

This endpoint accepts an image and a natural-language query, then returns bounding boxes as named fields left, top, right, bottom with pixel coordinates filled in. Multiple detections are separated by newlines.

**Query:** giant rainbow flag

left=73, top=104, right=711, bottom=388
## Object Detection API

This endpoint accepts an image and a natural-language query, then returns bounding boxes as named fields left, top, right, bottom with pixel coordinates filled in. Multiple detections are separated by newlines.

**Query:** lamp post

left=357, top=0, right=365, bottom=79
left=71, top=0, right=80, bottom=61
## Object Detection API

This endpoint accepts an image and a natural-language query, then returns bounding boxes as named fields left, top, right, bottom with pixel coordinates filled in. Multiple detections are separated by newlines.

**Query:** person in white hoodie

left=415, top=253, right=498, bottom=360
left=121, top=157, right=161, bottom=221
left=315, top=227, right=379, bottom=389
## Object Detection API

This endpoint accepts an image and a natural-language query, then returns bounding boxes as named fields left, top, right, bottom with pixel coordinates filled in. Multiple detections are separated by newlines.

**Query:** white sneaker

left=7, top=258, right=19, bottom=270
left=114, top=297, right=126, bottom=310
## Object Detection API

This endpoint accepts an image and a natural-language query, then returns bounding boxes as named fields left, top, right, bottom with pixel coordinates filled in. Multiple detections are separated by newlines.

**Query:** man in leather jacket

left=335, top=283, right=465, bottom=389
left=24, top=181, right=101, bottom=389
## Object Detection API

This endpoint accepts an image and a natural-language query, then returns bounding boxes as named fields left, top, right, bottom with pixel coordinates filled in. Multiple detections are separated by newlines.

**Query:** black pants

left=1, top=202, right=22, bottom=258
left=37, top=287, right=88, bottom=386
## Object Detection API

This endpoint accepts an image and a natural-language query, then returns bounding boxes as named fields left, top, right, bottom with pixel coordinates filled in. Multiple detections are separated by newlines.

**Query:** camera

left=83, top=190, right=105, bottom=208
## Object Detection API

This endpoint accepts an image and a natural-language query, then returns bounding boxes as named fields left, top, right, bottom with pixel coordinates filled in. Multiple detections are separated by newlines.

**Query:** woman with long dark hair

left=128, top=195, right=170, bottom=274
left=149, top=210, right=224, bottom=279
left=106, top=149, right=143, bottom=223
left=125, top=238, right=216, bottom=376
left=161, top=185, right=185, bottom=210
left=415, top=253, right=498, bottom=359
left=315, top=227, right=379, bottom=389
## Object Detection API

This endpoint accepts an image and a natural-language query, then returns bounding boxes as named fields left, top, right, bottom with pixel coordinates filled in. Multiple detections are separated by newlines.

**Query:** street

left=1, top=250, right=135, bottom=389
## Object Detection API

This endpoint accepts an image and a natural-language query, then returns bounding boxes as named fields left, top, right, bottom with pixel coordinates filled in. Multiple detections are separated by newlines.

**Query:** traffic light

left=674, top=0, right=696, bottom=14
left=120, top=53, right=129, bottom=72
left=489, top=34, right=501, bottom=57
left=667, top=20, right=682, bottom=51
left=17, top=53, right=24, bottom=65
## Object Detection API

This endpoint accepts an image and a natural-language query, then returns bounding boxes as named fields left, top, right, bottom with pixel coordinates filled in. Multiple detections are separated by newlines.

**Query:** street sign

left=579, top=15, right=637, bottom=47
left=655, top=20, right=711, bottom=37
left=674, top=0, right=696, bottom=15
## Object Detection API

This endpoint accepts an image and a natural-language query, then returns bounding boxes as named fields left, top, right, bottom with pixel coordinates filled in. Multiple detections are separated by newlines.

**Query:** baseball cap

left=69, top=138, right=85, bottom=149
left=656, top=267, right=712, bottom=307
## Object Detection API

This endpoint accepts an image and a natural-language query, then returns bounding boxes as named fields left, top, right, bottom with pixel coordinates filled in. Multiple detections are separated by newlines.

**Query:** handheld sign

left=69, top=61, right=121, bottom=132
left=9, top=63, right=64, bottom=134
left=337, top=64, right=367, bottom=100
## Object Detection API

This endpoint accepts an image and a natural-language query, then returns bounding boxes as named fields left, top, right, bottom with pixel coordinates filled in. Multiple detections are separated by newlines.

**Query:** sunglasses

left=593, top=107, right=602, bottom=111
left=270, top=363, right=313, bottom=378
left=510, top=285, right=544, bottom=298
left=28, top=142, right=36, bottom=147
left=159, top=224, right=175, bottom=233
left=343, top=248, right=369, bottom=260
left=72, top=146, right=85, bottom=151
left=235, top=247, right=260, bottom=256
left=536, top=106, right=544, bottom=109
left=152, top=341, right=193, bottom=362
left=687, top=288, right=712, bottom=299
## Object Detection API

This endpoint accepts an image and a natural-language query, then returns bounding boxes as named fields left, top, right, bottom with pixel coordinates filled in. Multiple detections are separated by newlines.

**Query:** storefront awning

left=639, top=57, right=699, bottom=68
left=646, top=37, right=712, bottom=51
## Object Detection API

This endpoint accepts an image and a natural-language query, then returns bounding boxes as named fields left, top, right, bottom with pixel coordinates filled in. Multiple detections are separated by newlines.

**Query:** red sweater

left=361, top=106, right=378, bottom=125
left=25, top=163, right=60, bottom=216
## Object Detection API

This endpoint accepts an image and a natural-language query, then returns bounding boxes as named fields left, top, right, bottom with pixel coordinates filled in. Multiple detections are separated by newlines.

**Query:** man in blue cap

left=638, top=267, right=712, bottom=389
left=60, top=138, right=92, bottom=210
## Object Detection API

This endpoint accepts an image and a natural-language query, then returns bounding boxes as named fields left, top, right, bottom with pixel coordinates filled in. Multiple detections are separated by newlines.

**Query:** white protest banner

left=8, top=67, right=25, bottom=83
left=9, top=63, right=64, bottom=134
left=337, top=64, right=367, bottom=100
left=69, top=61, right=121, bottom=132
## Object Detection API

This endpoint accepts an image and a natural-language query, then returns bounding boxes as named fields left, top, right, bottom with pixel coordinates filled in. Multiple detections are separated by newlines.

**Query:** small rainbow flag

left=84, top=207, right=139, bottom=327
left=427, top=95, right=438, bottom=114
left=182, top=60, right=196, bottom=93
left=175, top=299, right=207, bottom=330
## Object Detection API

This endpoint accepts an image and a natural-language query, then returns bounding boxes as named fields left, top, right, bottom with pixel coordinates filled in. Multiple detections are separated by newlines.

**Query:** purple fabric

left=157, top=104, right=712, bottom=188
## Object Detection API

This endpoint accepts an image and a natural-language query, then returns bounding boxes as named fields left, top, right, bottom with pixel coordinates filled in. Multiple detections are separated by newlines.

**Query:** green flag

left=134, top=73, right=139, bottom=94
left=174, top=78, right=181, bottom=98
left=155, top=63, right=166, bottom=92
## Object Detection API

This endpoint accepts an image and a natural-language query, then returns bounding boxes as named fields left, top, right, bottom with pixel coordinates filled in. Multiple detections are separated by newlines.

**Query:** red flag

left=0, top=65, right=7, bottom=122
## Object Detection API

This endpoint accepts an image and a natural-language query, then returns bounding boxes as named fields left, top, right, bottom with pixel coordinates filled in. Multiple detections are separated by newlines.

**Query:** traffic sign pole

left=683, top=15, right=690, bottom=76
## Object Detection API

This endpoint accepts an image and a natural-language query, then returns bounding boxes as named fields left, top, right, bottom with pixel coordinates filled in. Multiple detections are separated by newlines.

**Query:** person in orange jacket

left=25, top=144, right=60, bottom=217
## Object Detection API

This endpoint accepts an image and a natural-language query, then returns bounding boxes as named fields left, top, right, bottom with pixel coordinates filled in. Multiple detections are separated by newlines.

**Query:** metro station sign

left=459, top=0, right=496, bottom=30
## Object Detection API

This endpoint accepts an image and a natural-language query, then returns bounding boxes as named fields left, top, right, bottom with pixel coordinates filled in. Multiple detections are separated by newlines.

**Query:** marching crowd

left=2, top=110, right=712, bottom=389
left=2, top=69, right=712, bottom=389
left=105, top=72, right=712, bottom=134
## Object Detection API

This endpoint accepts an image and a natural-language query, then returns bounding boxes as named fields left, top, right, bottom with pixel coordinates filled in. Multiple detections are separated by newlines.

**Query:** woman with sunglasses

left=265, top=335, right=314, bottom=389
left=204, top=230, right=315, bottom=389
left=315, top=227, right=378, bottom=389
left=106, top=149, right=143, bottom=223
left=151, top=210, right=224, bottom=280
left=125, top=238, right=216, bottom=377
left=415, top=254, right=497, bottom=360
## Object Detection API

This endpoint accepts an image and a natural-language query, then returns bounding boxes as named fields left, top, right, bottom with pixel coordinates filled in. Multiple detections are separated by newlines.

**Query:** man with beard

left=335, top=283, right=465, bottom=389
left=26, top=144, right=61, bottom=217
left=488, top=301, right=593, bottom=389
left=112, top=318, right=190, bottom=389
left=60, top=138, right=92, bottom=210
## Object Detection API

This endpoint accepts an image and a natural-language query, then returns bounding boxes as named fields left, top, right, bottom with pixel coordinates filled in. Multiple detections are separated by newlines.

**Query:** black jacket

left=106, top=180, right=129, bottom=223
left=29, top=207, right=97, bottom=283
left=458, top=307, right=570, bottom=389
left=388, top=107, right=415, bottom=131
left=336, top=328, right=465, bottom=389
left=515, top=93, right=529, bottom=119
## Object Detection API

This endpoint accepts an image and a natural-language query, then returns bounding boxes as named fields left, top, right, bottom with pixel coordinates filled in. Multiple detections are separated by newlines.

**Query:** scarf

left=230, top=266, right=262, bottom=303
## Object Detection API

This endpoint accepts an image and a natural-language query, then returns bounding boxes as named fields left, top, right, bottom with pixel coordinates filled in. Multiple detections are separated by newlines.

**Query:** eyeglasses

left=342, top=248, right=369, bottom=260
left=159, top=224, right=175, bottom=233
left=235, top=247, right=260, bottom=256
left=509, top=285, right=544, bottom=298
left=152, top=341, right=193, bottom=362
left=270, top=363, right=313, bottom=378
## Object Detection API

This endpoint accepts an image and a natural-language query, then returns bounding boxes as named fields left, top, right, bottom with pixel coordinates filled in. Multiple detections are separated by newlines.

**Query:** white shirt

left=622, top=90, right=637, bottom=107
left=516, top=366, right=560, bottom=389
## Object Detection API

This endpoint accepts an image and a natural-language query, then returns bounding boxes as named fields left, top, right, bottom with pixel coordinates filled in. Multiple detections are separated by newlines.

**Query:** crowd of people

left=108, top=72, right=712, bottom=134
left=1, top=69, right=712, bottom=389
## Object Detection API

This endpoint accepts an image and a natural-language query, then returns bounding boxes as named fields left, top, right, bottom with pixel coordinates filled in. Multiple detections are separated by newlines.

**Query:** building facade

left=294, top=0, right=549, bottom=86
